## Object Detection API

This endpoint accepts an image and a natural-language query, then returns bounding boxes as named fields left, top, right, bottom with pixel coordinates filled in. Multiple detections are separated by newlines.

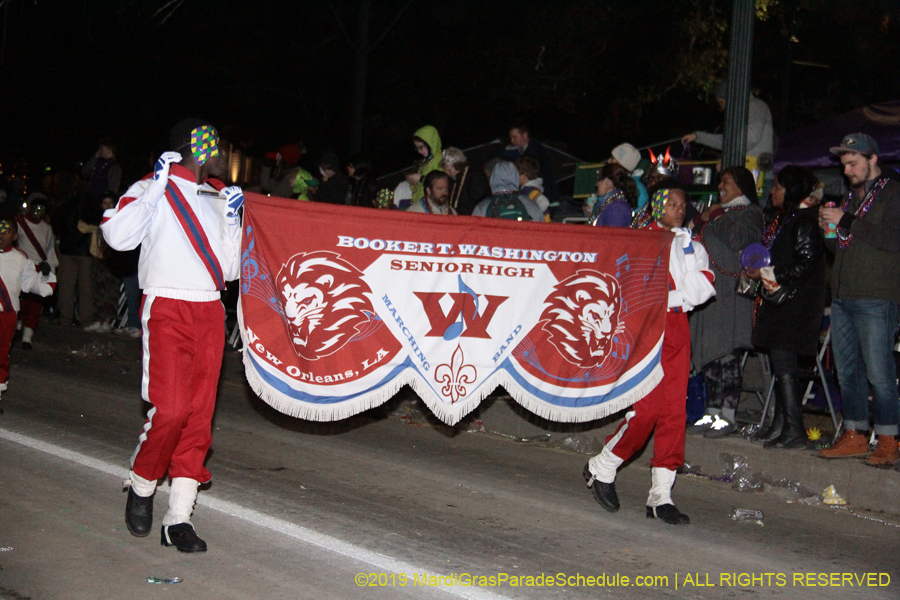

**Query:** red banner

left=239, top=194, right=673, bottom=425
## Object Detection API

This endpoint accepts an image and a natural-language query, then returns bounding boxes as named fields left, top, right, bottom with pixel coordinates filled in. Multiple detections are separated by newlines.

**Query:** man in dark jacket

left=818, top=133, right=900, bottom=467
left=501, top=124, right=558, bottom=203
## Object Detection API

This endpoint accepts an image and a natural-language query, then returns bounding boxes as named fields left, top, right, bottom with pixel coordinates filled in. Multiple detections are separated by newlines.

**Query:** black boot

left=125, top=487, right=154, bottom=537
left=765, top=373, right=807, bottom=449
left=161, top=523, right=207, bottom=553
left=750, top=384, right=784, bottom=445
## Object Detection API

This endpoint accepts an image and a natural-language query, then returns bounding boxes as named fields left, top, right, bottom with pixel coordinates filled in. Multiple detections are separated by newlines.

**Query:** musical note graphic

left=443, top=276, right=480, bottom=341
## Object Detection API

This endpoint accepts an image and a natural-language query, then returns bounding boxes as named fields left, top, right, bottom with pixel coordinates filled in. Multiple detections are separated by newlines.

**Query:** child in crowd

left=515, top=156, right=551, bottom=221
left=0, top=218, right=56, bottom=413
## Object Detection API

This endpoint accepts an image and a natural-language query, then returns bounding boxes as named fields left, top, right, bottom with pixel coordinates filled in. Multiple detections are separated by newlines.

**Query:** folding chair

left=800, top=327, right=841, bottom=442
left=738, top=349, right=775, bottom=427
left=114, top=282, right=129, bottom=329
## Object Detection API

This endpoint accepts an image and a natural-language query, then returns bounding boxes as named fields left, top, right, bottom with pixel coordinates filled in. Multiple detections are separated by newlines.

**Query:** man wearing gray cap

left=818, top=133, right=900, bottom=467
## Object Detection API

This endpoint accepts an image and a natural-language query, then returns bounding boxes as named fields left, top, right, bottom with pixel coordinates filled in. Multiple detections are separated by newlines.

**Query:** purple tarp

left=774, top=101, right=900, bottom=172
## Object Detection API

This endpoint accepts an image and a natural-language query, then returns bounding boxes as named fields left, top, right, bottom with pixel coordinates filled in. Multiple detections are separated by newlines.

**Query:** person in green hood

left=405, top=125, right=444, bottom=205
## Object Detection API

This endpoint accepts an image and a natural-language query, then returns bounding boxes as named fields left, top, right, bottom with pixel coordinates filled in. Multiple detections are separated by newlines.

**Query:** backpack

left=488, top=193, right=532, bottom=221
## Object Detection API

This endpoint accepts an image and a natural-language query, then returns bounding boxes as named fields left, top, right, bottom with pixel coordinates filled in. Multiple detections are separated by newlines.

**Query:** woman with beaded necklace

left=686, top=166, right=764, bottom=439
left=585, top=163, right=638, bottom=227
left=744, top=166, right=825, bottom=448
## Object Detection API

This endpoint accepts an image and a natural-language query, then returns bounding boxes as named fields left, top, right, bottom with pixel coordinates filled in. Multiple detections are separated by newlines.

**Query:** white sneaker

left=84, top=321, right=112, bottom=333
left=123, top=327, right=141, bottom=338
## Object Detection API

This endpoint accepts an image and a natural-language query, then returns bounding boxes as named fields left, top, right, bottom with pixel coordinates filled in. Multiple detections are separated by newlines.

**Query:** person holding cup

left=744, top=166, right=826, bottom=448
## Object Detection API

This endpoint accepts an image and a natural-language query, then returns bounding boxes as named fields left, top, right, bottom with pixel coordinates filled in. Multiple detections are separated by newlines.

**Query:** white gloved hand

left=222, top=186, right=244, bottom=222
left=152, top=151, right=182, bottom=184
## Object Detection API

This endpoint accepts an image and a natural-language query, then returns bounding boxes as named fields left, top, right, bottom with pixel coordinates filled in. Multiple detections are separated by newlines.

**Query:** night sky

left=1, top=0, right=899, bottom=183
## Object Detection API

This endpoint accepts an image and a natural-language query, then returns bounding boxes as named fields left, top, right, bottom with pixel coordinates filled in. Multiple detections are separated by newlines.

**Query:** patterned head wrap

left=651, top=188, right=669, bottom=221
left=170, top=118, right=220, bottom=165
left=0, top=220, right=13, bottom=234
left=376, top=188, right=394, bottom=209
left=190, top=125, right=220, bottom=165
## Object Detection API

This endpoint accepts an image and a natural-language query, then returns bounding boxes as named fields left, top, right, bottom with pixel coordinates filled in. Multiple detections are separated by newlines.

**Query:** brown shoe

left=865, top=435, right=900, bottom=467
left=818, top=430, right=869, bottom=459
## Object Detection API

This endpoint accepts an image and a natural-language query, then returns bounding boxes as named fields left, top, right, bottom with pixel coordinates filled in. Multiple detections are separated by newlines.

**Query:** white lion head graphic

left=539, top=271, right=623, bottom=369
left=277, top=251, right=374, bottom=360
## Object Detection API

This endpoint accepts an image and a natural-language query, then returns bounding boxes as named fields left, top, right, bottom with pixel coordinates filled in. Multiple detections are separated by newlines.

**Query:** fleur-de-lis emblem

left=434, top=344, right=477, bottom=404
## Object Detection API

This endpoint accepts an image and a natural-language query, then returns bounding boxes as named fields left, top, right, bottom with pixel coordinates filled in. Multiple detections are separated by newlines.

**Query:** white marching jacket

left=666, top=227, right=716, bottom=312
left=0, top=248, right=56, bottom=312
left=16, top=218, right=59, bottom=269
left=100, top=164, right=242, bottom=302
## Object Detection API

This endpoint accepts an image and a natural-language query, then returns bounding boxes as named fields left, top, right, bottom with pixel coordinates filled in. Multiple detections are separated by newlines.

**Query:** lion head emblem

left=277, top=251, right=374, bottom=360
left=539, top=271, right=623, bottom=369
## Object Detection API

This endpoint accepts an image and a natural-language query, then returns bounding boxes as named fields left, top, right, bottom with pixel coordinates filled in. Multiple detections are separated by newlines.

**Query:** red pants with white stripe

left=19, top=293, right=44, bottom=330
left=0, top=311, right=17, bottom=386
left=604, top=311, right=690, bottom=471
left=131, top=296, right=225, bottom=483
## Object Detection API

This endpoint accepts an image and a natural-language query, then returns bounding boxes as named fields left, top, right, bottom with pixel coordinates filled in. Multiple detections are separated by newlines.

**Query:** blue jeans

left=830, top=298, right=899, bottom=436
left=123, top=274, right=142, bottom=329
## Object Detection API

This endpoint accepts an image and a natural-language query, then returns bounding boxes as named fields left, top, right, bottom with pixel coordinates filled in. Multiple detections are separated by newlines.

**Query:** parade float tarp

left=774, top=100, right=900, bottom=172
left=238, top=193, right=673, bottom=426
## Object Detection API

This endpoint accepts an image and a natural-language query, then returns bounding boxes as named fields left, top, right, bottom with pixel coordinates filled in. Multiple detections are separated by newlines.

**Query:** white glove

left=152, top=151, right=182, bottom=184
left=222, top=186, right=244, bottom=222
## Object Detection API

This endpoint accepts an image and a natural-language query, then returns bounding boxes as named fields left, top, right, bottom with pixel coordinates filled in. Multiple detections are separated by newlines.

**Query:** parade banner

left=239, top=194, right=673, bottom=425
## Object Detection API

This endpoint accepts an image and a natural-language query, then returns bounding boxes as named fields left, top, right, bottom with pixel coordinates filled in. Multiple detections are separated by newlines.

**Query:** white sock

left=588, top=447, right=624, bottom=484
left=126, top=470, right=157, bottom=497
left=721, top=407, right=736, bottom=424
left=163, top=477, right=199, bottom=526
left=22, top=327, right=34, bottom=344
left=647, top=467, right=677, bottom=507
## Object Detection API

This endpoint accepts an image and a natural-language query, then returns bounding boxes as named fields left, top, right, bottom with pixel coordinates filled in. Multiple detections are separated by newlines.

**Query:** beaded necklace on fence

left=699, top=205, right=746, bottom=277
left=589, top=189, right=626, bottom=225
left=838, top=177, right=889, bottom=249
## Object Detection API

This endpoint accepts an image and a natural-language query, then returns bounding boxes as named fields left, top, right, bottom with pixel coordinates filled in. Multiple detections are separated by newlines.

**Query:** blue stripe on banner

left=247, top=353, right=414, bottom=404
left=166, top=183, right=225, bottom=289
left=500, top=346, right=662, bottom=408
left=248, top=346, right=661, bottom=411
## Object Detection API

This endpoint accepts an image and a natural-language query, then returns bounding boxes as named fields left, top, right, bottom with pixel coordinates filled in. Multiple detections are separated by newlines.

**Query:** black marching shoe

left=646, top=504, right=690, bottom=525
left=582, top=463, right=619, bottom=513
left=125, top=488, right=154, bottom=537
left=21, top=341, right=32, bottom=351
left=161, top=523, right=207, bottom=553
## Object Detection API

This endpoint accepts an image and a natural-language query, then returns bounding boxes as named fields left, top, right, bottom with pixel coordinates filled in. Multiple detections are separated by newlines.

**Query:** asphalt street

left=0, top=324, right=897, bottom=600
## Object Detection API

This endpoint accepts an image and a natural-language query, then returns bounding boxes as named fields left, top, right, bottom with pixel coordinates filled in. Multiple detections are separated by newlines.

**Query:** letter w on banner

left=239, top=194, right=672, bottom=425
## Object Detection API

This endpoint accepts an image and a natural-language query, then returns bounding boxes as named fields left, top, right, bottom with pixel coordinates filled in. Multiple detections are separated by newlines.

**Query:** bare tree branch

left=369, top=0, right=413, bottom=52
left=326, top=0, right=354, bottom=48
